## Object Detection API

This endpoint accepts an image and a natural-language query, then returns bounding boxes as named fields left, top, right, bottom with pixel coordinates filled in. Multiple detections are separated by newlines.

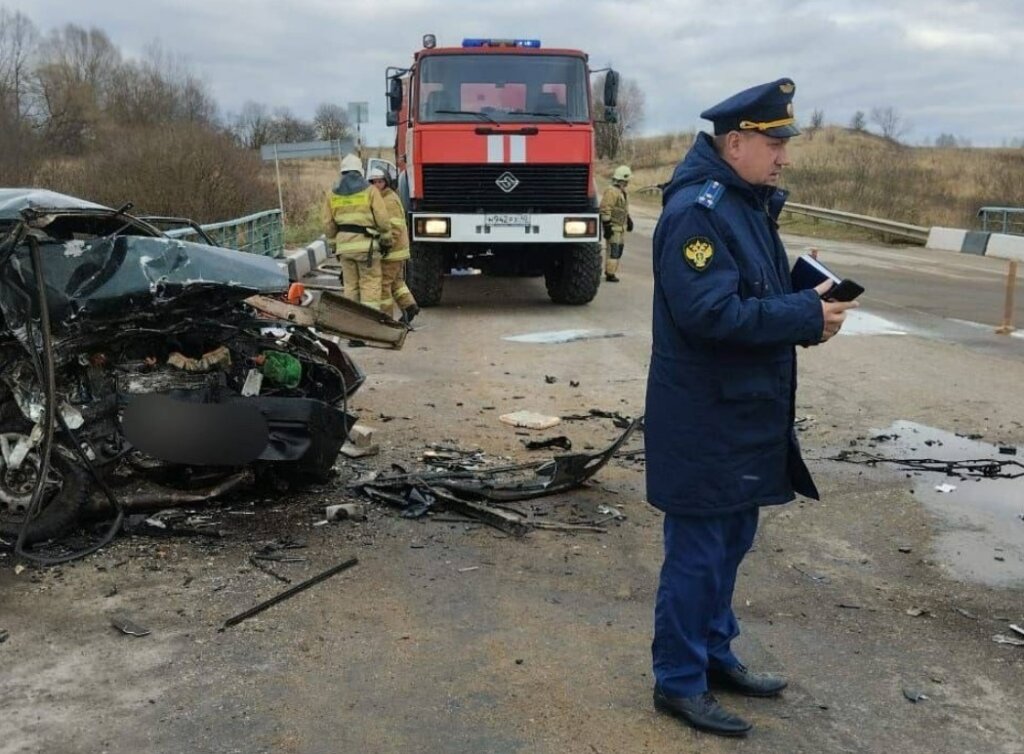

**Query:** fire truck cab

left=385, top=36, right=619, bottom=306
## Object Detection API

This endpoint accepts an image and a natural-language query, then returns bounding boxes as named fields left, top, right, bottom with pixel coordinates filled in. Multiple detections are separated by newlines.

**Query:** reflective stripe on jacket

left=324, top=173, right=391, bottom=257
left=380, top=188, right=410, bottom=261
left=600, top=183, right=629, bottom=243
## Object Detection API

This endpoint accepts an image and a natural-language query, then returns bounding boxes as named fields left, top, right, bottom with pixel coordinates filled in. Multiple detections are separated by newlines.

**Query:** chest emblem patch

left=683, top=237, right=714, bottom=272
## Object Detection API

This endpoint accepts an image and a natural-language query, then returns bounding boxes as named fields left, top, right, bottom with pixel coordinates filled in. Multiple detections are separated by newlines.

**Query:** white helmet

left=340, top=154, right=363, bottom=174
left=367, top=166, right=387, bottom=181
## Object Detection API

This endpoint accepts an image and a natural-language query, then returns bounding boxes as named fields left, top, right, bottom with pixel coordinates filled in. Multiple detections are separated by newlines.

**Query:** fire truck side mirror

left=387, top=77, right=403, bottom=125
left=603, top=70, right=620, bottom=108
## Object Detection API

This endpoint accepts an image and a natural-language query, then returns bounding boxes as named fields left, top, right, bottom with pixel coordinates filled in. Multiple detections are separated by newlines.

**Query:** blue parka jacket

left=645, top=133, right=823, bottom=516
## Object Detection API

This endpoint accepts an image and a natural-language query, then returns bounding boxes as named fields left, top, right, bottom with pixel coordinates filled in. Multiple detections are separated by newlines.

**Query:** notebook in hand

left=791, top=255, right=864, bottom=302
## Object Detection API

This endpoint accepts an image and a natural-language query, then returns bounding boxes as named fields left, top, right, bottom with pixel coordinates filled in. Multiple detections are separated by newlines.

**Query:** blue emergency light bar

left=462, top=38, right=542, bottom=48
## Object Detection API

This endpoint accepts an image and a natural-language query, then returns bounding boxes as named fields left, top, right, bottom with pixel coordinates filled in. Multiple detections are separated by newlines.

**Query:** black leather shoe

left=605, top=274, right=620, bottom=282
left=653, top=687, right=752, bottom=737
left=708, top=663, right=788, bottom=697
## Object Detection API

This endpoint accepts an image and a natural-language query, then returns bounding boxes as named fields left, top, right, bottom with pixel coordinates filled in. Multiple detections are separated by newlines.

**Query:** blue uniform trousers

left=652, top=508, right=760, bottom=697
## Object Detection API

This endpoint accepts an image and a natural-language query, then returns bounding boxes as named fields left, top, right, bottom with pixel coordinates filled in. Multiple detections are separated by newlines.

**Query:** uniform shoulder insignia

left=682, top=236, right=714, bottom=272
left=695, top=179, right=724, bottom=210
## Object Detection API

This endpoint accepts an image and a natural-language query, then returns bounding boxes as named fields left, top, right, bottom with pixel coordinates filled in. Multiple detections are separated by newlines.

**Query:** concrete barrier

left=986, top=233, right=1024, bottom=264
left=281, top=239, right=329, bottom=281
left=926, top=227, right=968, bottom=252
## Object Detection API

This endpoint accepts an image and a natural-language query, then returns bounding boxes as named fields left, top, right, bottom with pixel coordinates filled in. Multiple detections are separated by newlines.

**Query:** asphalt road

left=2, top=223, right=1023, bottom=754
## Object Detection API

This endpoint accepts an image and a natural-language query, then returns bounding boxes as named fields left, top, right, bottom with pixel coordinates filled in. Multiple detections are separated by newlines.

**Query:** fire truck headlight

left=563, top=218, right=595, bottom=237
left=416, top=217, right=451, bottom=238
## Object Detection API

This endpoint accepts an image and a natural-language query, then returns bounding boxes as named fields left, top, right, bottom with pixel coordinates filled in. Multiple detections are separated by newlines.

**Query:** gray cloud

left=11, top=0, right=1024, bottom=145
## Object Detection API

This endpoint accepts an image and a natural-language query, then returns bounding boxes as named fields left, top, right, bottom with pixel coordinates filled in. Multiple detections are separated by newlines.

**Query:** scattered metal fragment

left=111, top=616, right=151, bottom=637
left=906, top=607, right=932, bottom=617
left=902, top=688, right=928, bottom=703
left=458, top=566, right=480, bottom=573
left=503, top=329, right=625, bottom=344
left=524, top=436, right=572, bottom=451
left=1010, top=624, right=1024, bottom=638
left=544, top=375, right=558, bottom=384
left=249, top=556, right=291, bottom=584
left=934, top=484, right=957, bottom=494
left=790, top=564, right=829, bottom=583
left=992, top=634, right=1024, bottom=647
left=223, top=556, right=358, bottom=628
left=953, top=607, right=978, bottom=620
left=824, top=451, right=1024, bottom=480
left=0, top=628, right=9, bottom=644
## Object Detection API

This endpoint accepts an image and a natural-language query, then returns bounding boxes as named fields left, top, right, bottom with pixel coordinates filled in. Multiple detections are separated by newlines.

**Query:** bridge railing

left=978, top=206, right=1024, bottom=236
left=165, top=209, right=284, bottom=257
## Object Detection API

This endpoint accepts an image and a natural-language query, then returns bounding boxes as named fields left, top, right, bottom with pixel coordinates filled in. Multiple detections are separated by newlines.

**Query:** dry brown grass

left=281, top=132, right=1024, bottom=245
left=602, top=127, right=1024, bottom=230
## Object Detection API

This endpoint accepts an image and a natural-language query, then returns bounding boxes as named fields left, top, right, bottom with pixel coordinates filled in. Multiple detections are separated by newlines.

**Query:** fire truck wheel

left=407, top=245, right=445, bottom=307
left=545, top=243, right=601, bottom=305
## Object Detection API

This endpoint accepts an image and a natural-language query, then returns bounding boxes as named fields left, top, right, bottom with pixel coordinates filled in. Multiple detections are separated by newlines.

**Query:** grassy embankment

left=605, top=127, right=1024, bottom=243
left=278, top=129, right=1024, bottom=246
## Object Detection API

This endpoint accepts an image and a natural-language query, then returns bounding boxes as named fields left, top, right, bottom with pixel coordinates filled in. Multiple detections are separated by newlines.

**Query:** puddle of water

left=870, top=420, right=1024, bottom=587
left=840, top=311, right=908, bottom=336
left=503, top=329, right=626, bottom=344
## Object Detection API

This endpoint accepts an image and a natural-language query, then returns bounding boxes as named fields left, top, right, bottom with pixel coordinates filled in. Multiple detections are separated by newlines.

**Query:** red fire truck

left=384, top=35, right=619, bottom=306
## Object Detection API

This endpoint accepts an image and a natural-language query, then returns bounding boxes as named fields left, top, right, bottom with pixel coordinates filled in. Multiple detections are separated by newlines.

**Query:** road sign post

left=348, top=102, right=369, bottom=157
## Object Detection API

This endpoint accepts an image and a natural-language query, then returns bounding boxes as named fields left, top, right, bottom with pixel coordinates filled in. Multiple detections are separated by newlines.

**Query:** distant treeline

left=0, top=9, right=352, bottom=222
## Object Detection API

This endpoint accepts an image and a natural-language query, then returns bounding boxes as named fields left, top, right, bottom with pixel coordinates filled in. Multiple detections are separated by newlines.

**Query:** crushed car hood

left=2, top=234, right=288, bottom=329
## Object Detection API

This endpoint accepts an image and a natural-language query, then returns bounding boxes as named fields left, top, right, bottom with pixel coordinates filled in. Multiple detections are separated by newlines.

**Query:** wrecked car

left=0, top=189, right=365, bottom=545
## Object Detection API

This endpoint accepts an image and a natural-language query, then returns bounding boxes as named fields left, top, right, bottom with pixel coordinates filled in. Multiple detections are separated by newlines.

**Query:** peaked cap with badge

left=700, top=78, right=800, bottom=138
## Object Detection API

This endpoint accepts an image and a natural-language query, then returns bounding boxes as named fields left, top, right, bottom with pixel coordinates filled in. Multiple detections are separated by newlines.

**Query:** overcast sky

left=12, top=0, right=1024, bottom=147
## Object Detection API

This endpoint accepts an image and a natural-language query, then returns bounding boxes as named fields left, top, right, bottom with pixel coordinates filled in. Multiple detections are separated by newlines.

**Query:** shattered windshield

left=417, top=54, right=590, bottom=124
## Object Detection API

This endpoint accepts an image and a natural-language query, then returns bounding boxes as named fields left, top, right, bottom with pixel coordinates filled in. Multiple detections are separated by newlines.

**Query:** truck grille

left=420, top=164, right=592, bottom=213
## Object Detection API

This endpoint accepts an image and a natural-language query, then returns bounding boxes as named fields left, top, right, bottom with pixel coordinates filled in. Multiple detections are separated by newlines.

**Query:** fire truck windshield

left=417, top=54, right=589, bottom=124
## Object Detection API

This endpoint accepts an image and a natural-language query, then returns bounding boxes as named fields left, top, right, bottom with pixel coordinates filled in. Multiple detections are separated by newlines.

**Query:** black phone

left=822, top=279, right=864, bottom=302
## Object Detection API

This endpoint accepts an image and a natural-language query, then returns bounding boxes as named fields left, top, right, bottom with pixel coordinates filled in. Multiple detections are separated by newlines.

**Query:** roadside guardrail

left=782, top=202, right=930, bottom=244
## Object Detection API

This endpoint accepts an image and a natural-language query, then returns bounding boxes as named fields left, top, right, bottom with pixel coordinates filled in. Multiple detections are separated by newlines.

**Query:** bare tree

left=0, top=8, right=39, bottom=121
left=105, top=43, right=217, bottom=128
left=0, top=9, right=40, bottom=182
left=313, top=103, right=351, bottom=141
left=849, top=110, right=866, bottom=132
left=869, top=106, right=910, bottom=142
left=230, top=100, right=273, bottom=149
left=267, top=107, right=315, bottom=144
left=32, top=24, right=121, bottom=152
left=592, top=73, right=645, bottom=159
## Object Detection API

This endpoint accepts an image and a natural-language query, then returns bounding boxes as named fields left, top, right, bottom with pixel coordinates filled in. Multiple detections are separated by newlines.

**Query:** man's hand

left=814, top=280, right=859, bottom=341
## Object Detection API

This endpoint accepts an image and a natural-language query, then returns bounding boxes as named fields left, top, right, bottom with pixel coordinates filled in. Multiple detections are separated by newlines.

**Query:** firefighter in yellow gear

left=368, top=166, right=420, bottom=323
left=600, top=164, right=633, bottom=282
left=324, top=153, right=392, bottom=309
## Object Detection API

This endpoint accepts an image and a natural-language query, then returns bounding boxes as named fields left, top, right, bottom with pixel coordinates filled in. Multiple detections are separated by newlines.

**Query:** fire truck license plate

left=485, top=213, right=530, bottom=227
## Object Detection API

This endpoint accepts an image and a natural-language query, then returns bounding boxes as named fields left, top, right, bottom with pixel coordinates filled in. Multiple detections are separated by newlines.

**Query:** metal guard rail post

left=782, top=202, right=929, bottom=243
left=166, top=209, right=284, bottom=257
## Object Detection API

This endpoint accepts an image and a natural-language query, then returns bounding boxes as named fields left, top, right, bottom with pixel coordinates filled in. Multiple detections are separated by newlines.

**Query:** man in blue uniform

left=646, top=79, right=858, bottom=737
